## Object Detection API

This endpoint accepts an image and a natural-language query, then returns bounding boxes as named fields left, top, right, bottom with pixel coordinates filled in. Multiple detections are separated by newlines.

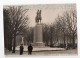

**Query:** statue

left=33, top=9, right=45, bottom=47
left=35, top=10, right=42, bottom=24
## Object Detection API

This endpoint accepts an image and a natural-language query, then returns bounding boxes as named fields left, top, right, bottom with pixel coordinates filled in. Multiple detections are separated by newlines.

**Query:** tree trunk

left=8, top=38, right=10, bottom=50
left=50, top=27, right=53, bottom=47
left=63, top=31, right=65, bottom=48
left=12, top=32, right=16, bottom=53
left=72, top=33, right=75, bottom=49
left=9, top=38, right=12, bottom=51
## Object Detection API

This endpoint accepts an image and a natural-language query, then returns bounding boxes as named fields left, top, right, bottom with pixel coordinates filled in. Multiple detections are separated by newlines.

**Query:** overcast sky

left=4, top=4, right=76, bottom=27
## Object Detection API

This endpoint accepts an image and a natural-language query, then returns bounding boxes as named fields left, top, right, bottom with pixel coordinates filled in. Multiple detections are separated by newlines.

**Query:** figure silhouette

left=28, top=44, right=33, bottom=55
left=20, top=44, right=24, bottom=55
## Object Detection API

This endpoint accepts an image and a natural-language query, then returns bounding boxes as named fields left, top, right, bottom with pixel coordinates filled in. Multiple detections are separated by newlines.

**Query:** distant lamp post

left=21, top=37, right=24, bottom=45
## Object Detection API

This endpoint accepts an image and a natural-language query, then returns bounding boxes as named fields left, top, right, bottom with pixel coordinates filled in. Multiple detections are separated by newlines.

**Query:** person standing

left=20, top=44, right=24, bottom=55
left=28, top=44, right=33, bottom=55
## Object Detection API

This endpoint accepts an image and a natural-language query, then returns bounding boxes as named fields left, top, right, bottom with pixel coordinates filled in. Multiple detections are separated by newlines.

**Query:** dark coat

left=28, top=45, right=33, bottom=52
left=20, top=45, right=24, bottom=55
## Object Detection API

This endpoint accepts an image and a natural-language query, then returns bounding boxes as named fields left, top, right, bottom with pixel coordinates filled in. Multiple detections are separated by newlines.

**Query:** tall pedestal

left=33, top=24, right=45, bottom=47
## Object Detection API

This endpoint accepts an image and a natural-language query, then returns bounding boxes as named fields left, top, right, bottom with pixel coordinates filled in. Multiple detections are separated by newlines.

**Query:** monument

left=33, top=10, right=45, bottom=47
left=15, top=10, right=65, bottom=52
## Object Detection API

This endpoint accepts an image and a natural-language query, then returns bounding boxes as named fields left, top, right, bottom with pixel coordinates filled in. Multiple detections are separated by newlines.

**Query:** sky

left=4, top=4, right=76, bottom=27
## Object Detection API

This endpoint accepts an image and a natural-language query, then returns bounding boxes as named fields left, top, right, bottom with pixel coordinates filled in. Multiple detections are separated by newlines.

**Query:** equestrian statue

left=35, top=10, right=42, bottom=24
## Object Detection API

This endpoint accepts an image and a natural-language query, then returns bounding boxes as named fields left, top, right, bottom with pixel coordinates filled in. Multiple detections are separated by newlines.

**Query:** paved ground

left=16, top=46, right=65, bottom=51
left=5, top=49, right=77, bottom=56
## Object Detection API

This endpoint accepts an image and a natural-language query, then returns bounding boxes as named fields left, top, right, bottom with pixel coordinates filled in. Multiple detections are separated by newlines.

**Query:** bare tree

left=63, top=10, right=77, bottom=48
left=43, top=24, right=50, bottom=46
left=55, top=10, right=77, bottom=48
left=4, top=9, right=12, bottom=51
left=3, top=6, right=29, bottom=53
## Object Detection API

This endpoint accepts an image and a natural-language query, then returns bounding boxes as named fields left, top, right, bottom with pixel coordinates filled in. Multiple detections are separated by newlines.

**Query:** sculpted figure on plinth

left=33, top=9, right=45, bottom=47
left=35, top=10, right=42, bottom=24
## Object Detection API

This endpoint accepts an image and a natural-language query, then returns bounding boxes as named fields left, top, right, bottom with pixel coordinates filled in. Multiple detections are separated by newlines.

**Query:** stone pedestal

left=33, top=24, right=45, bottom=47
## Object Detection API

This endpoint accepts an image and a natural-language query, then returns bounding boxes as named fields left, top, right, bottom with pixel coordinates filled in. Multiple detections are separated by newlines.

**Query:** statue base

left=33, top=24, right=45, bottom=47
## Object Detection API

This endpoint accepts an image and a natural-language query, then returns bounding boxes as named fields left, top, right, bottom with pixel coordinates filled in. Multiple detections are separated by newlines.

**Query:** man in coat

left=20, top=44, right=24, bottom=55
left=28, top=44, right=33, bottom=55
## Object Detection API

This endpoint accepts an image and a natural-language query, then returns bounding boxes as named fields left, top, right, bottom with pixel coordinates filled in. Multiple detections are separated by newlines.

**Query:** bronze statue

left=35, top=9, right=42, bottom=24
